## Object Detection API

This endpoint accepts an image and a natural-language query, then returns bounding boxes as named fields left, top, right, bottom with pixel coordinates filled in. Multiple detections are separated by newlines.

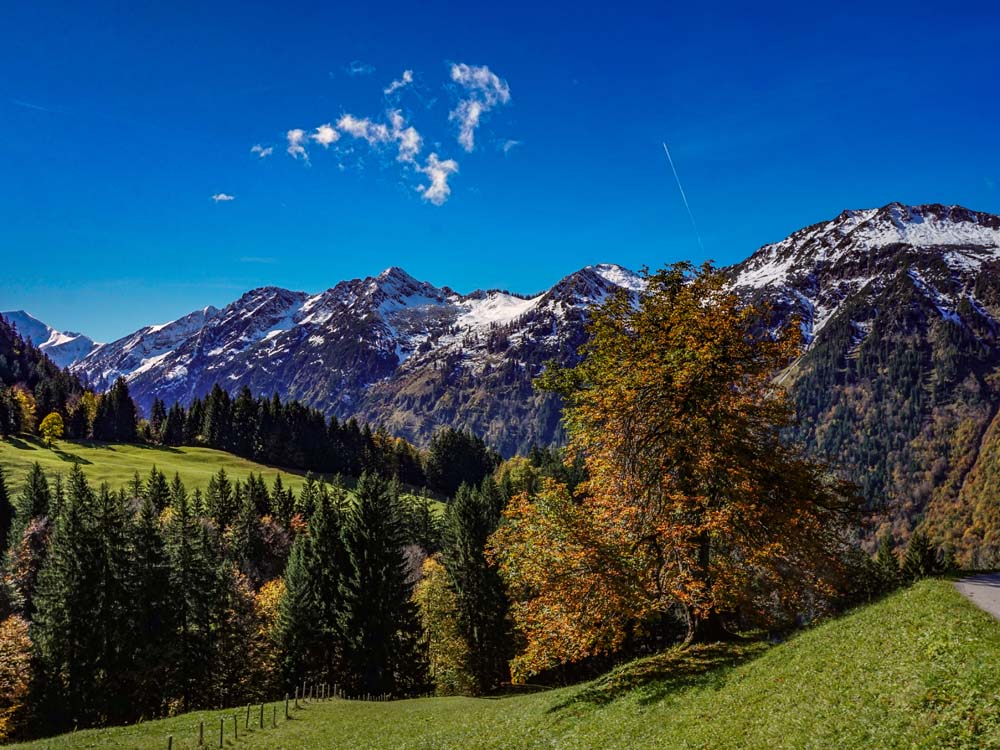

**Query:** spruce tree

left=276, top=534, right=324, bottom=686
left=8, top=463, right=51, bottom=556
left=90, top=485, right=132, bottom=723
left=339, top=472, right=427, bottom=696
left=164, top=473, right=218, bottom=710
left=31, top=464, right=101, bottom=729
left=144, top=466, right=170, bottom=513
left=128, top=488, right=172, bottom=716
left=442, top=479, right=511, bottom=693
left=874, top=533, right=901, bottom=591
left=902, top=531, right=939, bottom=581
left=205, top=468, right=236, bottom=529
left=270, top=474, right=295, bottom=528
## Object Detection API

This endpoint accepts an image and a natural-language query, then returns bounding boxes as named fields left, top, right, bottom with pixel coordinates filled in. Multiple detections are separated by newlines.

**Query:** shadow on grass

left=52, top=447, right=92, bottom=465
left=548, top=640, right=770, bottom=713
left=3, top=435, right=39, bottom=450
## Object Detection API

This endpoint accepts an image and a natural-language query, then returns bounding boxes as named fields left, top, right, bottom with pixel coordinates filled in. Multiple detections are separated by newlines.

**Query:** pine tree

left=205, top=468, right=236, bottom=529
left=339, top=472, right=427, bottom=696
left=149, top=398, right=167, bottom=438
left=442, top=479, right=511, bottom=693
left=276, top=534, right=324, bottom=686
left=270, top=475, right=295, bottom=528
left=8, top=463, right=51, bottom=555
left=31, top=464, right=101, bottom=729
left=161, top=402, right=185, bottom=446
left=144, top=466, right=170, bottom=513
left=874, top=533, right=901, bottom=591
left=90, top=485, right=132, bottom=723
left=902, top=531, right=939, bottom=581
left=164, top=474, right=218, bottom=710
left=128, top=489, right=172, bottom=716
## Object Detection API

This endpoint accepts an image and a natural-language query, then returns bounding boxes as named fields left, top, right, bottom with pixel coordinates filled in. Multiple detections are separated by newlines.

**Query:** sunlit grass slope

left=11, top=579, right=1000, bottom=749
left=0, top=436, right=323, bottom=495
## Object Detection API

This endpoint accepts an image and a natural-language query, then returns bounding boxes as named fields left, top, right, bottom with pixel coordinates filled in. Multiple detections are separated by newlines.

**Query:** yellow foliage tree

left=39, top=412, right=65, bottom=447
left=413, top=556, right=475, bottom=695
left=0, top=615, right=31, bottom=741
left=12, top=389, right=35, bottom=434
left=489, top=263, right=862, bottom=681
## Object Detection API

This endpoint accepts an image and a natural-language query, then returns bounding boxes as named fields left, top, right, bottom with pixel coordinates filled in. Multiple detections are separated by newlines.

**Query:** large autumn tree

left=489, top=262, right=862, bottom=681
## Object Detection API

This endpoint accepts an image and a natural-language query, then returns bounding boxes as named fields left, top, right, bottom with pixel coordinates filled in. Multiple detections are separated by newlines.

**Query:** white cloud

left=449, top=63, right=511, bottom=152
left=337, top=110, right=421, bottom=164
left=250, top=144, right=273, bottom=158
left=384, top=69, right=414, bottom=95
left=336, top=114, right=390, bottom=145
left=388, top=110, right=422, bottom=163
left=286, top=128, right=308, bottom=161
left=311, top=123, right=340, bottom=148
left=417, top=153, right=458, bottom=206
left=501, top=139, right=522, bottom=155
left=345, top=60, right=375, bottom=76
left=211, top=193, right=235, bottom=202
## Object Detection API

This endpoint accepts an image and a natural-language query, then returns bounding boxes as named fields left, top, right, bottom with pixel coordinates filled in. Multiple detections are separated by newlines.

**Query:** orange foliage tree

left=488, top=263, right=862, bottom=681
left=0, top=615, right=31, bottom=741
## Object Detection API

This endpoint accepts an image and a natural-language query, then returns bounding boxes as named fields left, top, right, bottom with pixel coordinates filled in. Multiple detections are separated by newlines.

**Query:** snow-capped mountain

left=73, top=263, right=643, bottom=454
left=0, top=310, right=100, bottom=368
left=731, top=202, right=1000, bottom=562
left=730, top=202, right=1000, bottom=344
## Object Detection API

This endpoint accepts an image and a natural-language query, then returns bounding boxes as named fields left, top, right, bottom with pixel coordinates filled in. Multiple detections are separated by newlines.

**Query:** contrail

left=662, top=142, right=705, bottom=253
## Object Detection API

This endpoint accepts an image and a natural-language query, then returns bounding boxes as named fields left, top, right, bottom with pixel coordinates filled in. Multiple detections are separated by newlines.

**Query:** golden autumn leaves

left=488, top=263, right=862, bottom=682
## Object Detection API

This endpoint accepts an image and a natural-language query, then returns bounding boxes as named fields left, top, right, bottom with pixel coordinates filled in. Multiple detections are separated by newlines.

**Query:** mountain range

left=7, top=201, right=1000, bottom=561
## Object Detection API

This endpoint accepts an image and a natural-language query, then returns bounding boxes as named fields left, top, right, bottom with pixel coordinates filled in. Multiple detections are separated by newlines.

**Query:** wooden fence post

left=219, top=718, right=224, bottom=749
left=294, top=686, right=299, bottom=709
left=273, top=703, right=277, bottom=728
left=167, top=735, right=173, bottom=750
left=233, top=714, right=238, bottom=740
left=285, top=693, right=290, bottom=719
left=198, top=721, right=204, bottom=746
left=245, top=703, right=250, bottom=730
left=259, top=702, right=264, bottom=729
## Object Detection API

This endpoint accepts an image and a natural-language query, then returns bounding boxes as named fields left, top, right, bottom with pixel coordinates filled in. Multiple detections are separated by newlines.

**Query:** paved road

left=955, top=573, right=1000, bottom=620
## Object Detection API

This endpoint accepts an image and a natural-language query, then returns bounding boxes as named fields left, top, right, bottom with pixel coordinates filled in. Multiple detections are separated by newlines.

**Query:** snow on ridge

left=588, top=264, right=646, bottom=293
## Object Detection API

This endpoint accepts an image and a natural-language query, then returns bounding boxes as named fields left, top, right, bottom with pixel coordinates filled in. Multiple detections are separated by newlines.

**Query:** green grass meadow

left=0, top=437, right=331, bottom=496
left=11, top=579, right=1000, bottom=750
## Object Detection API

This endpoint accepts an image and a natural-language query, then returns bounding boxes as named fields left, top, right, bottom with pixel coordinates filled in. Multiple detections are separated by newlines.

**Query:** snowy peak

left=730, top=202, right=1000, bottom=345
left=0, top=310, right=100, bottom=368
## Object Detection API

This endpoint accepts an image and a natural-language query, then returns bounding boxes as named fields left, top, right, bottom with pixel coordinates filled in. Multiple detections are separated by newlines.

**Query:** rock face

left=72, top=264, right=644, bottom=456
left=730, top=202, right=1000, bottom=561
left=0, top=310, right=100, bottom=368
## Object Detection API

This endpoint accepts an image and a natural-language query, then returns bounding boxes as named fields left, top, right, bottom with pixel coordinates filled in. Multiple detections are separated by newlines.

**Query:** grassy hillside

left=0, top=436, right=325, bottom=495
left=11, top=580, right=1000, bottom=749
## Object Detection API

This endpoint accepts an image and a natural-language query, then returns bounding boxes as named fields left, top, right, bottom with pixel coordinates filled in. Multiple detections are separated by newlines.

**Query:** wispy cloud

left=501, top=139, right=522, bottom=155
left=384, top=69, right=414, bottom=96
left=417, top=153, right=459, bottom=205
left=336, top=114, right=390, bottom=145
left=239, top=256, right=276, bottom=264
left=345, top=60, right=375, bottom=76
left=311, top=123, right=340, bottom=148
left=250, top=144, right=273, bottom=158
left=211, top=193, right=235, bottom=202
left=286, top=129, right=308, bottom=161
left=449, top=63, right=511, bottom=152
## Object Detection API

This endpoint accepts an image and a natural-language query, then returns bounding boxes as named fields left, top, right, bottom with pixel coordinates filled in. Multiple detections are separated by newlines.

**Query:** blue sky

left=2, top=0, right=998, bottom=342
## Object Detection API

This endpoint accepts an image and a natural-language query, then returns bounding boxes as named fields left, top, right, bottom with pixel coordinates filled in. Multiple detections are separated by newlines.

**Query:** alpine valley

left=10, top=202, right=1000, bottom=562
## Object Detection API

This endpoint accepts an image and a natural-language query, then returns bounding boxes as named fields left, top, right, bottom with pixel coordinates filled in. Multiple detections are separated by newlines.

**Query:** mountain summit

left=72, top=264, right=643, bottom=455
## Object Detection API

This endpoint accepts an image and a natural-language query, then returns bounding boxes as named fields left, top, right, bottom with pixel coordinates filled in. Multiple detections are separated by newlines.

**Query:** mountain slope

left=730, top=203, right=1000, bottom=560
left=12, top=580, right=1000, bottom=750
left=72, top=264, right=643, bottom=455
left=1, top=310, right=99, bottom=368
